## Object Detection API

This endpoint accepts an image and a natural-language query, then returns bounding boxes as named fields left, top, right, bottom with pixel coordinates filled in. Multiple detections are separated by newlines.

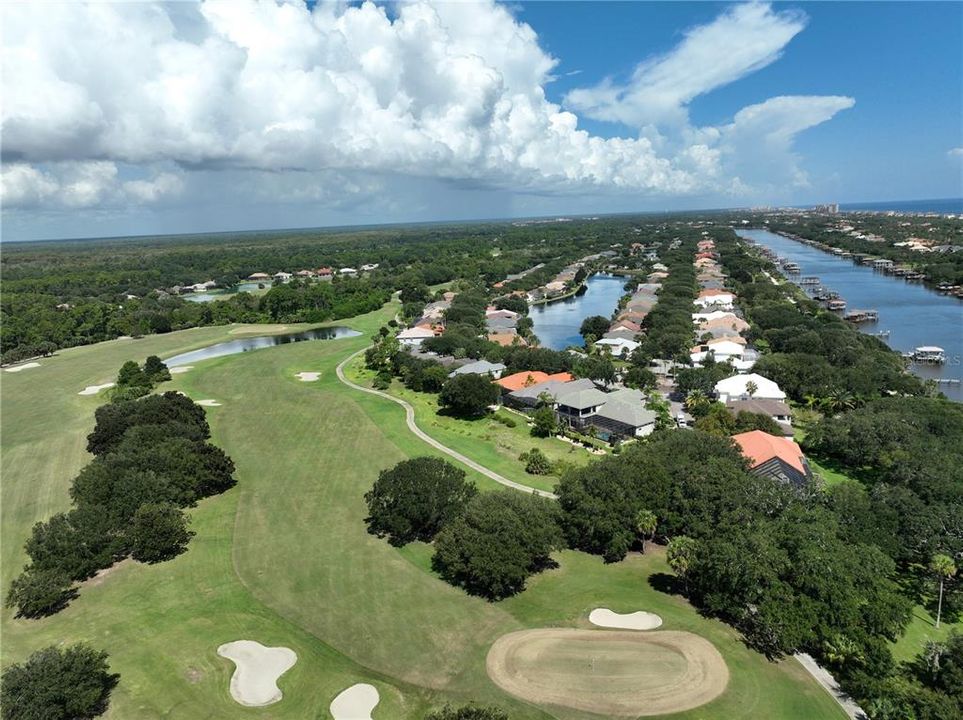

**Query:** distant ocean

left=838, top=198, right=963, bottom=214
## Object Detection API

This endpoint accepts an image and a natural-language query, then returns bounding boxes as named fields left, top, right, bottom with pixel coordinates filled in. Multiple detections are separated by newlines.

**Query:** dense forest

left=1, top=216, right=655, bottom=362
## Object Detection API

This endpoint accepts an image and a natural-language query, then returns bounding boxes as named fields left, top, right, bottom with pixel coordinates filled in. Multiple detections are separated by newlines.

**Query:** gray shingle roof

left=449, top=360, right=506, bottom=377
left=555, top=386, right=610, bottom=410
left=594, top=400, right=657, bottom=428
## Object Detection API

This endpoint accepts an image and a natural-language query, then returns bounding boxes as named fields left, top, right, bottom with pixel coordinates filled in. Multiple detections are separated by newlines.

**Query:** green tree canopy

left=438, top=374, right=500, bottom=417
left=432, top=491, right=563, bottom=599
left=364, top=458, right=476, bottom=546
left=0, top=643, right=119, bottom=720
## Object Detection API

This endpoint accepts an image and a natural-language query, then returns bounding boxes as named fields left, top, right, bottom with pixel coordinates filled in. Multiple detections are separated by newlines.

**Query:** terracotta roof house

left=488, top=331, right=527, bottom=347
left=732, top=430, right=812, bottom=490
left=497, top=371, right=574, bottom=392
left=609, top=319, right=642, bottom=334
left=698, top=315, right=751, bottom=334
left=247, top=272, right=271, bottom=281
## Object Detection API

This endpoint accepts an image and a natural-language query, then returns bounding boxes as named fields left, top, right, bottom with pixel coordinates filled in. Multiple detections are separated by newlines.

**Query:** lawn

left=891, top=605, right=962, bottom=664
left=344, top=358, right=599, bottom=493
left=1, top=303, right=847, bottom=719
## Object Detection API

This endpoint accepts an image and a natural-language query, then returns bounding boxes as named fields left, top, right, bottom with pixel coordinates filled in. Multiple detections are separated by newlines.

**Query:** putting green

left=487, top=628, right=729, bottom=717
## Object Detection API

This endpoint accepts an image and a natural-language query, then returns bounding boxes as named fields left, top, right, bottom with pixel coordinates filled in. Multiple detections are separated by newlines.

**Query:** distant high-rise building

left=813, top=203, right=839, bottom=214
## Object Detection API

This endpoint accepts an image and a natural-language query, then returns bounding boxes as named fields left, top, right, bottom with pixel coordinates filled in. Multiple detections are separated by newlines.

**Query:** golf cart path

left=794, top=653, right=867, bottom=720
left=336, top=349, right=556, bottom=499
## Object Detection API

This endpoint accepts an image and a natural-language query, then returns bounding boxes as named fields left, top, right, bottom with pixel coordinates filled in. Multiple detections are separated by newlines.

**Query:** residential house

left=595, top=337, right=640, bottom=357
left=554, top=386, right=611, bottom=427
left=273, top=271, right=293, bottom=282
left=486, top=316, right=518, bottom=332
left=397, top=326, right=435, bottom=347
left=732, top=430, right=812, bottom=490
left=506, top=377, right=594, bottom=409
left=726, top=399, right=793, bottom=435
left=247, top=272, right=271, bottom=282
left=714, top=373, right=786, bottom=403
left=361, top=263, right=380, bottom=271
left=488, top=331, right=527, bottom=347
left=689, top=339, right=746, bottom=365
left=693, top=289, right=735, bottom=309
left=449, top=360, right=506, bottom=379
left=497, top=371, right=575, bottom=393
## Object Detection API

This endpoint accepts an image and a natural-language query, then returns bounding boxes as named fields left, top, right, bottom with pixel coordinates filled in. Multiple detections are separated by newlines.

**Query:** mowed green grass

left=345, top=359, right=597, bottom=493
left=1, top=305, right=846, bottom=719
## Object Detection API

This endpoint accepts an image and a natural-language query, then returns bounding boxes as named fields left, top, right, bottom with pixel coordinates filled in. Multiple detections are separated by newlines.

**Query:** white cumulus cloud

left=0, top=0, right=853, bottom=216
left=564, top=2, right=807, bottom=129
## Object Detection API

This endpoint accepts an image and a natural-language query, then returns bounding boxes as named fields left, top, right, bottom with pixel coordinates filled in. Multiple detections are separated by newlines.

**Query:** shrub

left=524, top=448, right=552, bottom=475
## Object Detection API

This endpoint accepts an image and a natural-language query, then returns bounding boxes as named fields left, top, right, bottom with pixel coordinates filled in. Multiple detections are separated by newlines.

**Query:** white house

left=273, top=271, right=293, bottom=282
left=692, top=310, right=739, bottom=324
left=448, top=360, right=506, bottom=379
left=714, top=373, right=786, bottom=403
left=594, top=337, right=640, bottom=357
left=339, top=267, right=358, bottom=276
left=397, top=327, right=435, bottom=347
left=693, top=292, right=735, bottom=310
left=361, top=263, right=380, bottom=271
left=690, top=339, right=745, bottom=365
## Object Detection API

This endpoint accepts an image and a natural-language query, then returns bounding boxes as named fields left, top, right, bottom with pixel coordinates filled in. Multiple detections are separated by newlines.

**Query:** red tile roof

left=495, top=371, right=572, bottom=391
left=732, top=430, right=807, bottom=475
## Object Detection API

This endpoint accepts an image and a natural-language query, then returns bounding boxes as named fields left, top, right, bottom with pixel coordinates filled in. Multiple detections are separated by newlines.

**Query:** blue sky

left=1, top=1, right=961, bottom=241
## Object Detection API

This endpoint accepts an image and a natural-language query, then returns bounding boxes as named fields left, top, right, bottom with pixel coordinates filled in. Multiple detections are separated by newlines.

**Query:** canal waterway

left=737, top=229, right=963, bottom=401
left=529, top=273, right=628, bottom=350
left=164, top=326, right=360, bottom=367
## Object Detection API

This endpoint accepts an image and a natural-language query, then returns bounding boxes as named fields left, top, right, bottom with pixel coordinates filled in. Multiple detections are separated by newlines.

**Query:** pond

left=529, top=273, right=629, bottom=350
left=164, top=326, right=361, bottom=367
left=738, top=228, right=963, bottom=401
left=184, top=282, right=265, bottom=303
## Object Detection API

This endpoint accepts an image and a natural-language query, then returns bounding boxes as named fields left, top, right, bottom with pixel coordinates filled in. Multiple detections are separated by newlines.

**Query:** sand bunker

left=217, top=640, right=297, bottom=707
left=170, top=366, right=193, bottom=374
left=78, top=383, right=115, bottom=396
left=330, top=683, right=380, bottom=719
left=197, top=399, right=222, bottom=407
left=487, top=628, right=728, bottom=717
left=296, top=371, right=321, bottom=382
left=590, top=608, right=663, bottom=630
left=4, top=362, right=41, bottom=373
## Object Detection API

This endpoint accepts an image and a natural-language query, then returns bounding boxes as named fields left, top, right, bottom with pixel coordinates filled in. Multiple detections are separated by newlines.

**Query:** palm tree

left=684, top=389, right=709, bottom=414
left=804, top=394, right=820, bottom=410
left=930, top=553, right=957, bottom=628
left=635, top=509, right=658, bottom=552
left=666, top=536, right=697, bottom=595
left=745, top=380, right=758, bottom=398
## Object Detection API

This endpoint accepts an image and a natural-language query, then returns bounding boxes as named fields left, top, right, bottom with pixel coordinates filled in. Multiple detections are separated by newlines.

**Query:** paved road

left=794, top=653, right=867, bottom=720
left=336, top=349, right=556, bottom=499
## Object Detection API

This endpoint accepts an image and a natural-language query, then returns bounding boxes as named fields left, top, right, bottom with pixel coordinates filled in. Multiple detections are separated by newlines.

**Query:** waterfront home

left=603, top=327, right=641, bottom=343
left=488, top=331, right=527, bottom=347
left=273, top=271, right=293, bottom=282
left=732, top=430, right=812, bottom=490
left=397, top=326, right=435, bottom=347
left=652, top=262, right=669, bottom=271
left=714, top=373, right=786, bottom=403
left=726, top=398, right=793, bottom=435
left=545, top=280, right=568, bottom=295
left=595, top=337, right=640, bottom=357
left=647, top=271, right=670, bottom=282
left=449, top=360, right=506, bottom=379
left=486, top=316, right=518, bottom=332
left=609, top=319, right=642, bottom=335
left=247, top=272, right=271, bottom=281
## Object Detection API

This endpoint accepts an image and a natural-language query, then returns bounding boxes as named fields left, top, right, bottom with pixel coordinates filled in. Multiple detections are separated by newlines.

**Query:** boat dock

left=843, top=309, right=879, bottom=323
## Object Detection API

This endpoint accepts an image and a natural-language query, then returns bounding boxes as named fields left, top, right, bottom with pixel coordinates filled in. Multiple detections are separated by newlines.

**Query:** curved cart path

left=336, top=349, right=556, bottom=499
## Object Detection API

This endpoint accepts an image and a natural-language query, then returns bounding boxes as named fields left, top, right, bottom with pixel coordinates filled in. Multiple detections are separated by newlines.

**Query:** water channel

left=164, top=326, right=360, bottom=367
left=529, top=273, right=628, bottom=350
left=737, top=228, right=963, bottom=401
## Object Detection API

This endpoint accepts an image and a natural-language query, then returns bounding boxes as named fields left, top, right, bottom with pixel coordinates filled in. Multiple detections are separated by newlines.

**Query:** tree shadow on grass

left=648, top=572, right=684, bottom=597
